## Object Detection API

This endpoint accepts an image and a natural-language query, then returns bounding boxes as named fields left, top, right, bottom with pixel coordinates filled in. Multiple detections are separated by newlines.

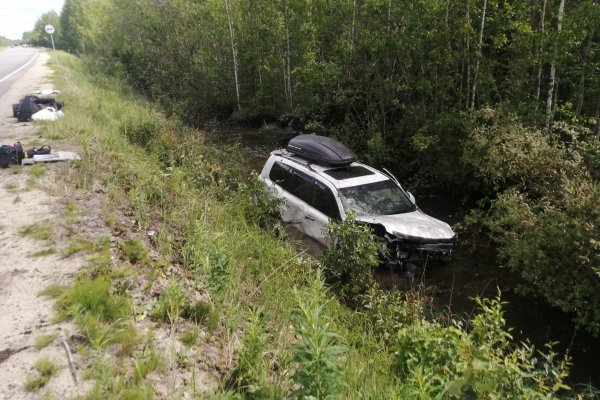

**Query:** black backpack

left=0, top=145, right=12, bottom=168
left=0, top=142, right=26, bottom=167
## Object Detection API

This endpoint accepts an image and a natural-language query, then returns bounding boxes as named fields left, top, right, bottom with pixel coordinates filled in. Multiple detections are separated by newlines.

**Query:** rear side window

left=269, top=161, right=341, bottom=220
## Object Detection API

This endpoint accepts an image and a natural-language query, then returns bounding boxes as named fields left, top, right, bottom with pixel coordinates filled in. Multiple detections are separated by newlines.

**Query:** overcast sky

left=0, top=0, right=65, bottom=40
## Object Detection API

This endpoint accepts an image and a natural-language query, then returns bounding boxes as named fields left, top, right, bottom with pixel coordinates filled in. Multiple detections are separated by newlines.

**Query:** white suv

left=259, top=134, right=456, bottom=271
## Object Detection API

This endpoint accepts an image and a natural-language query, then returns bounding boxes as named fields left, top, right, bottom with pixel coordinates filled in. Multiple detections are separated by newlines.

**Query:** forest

left=28, top=0, right=599, bottom=342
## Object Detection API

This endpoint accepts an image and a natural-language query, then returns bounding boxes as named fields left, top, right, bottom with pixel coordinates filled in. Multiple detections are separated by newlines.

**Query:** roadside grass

left=35, top=332, right=59, bottom=350
left=4, top=182, right=18, bottom=190
left=28, top=247, right=57, bottom=258
left=37, top=51, right=573, bottom=399
left=23, top=357, right=61, bottom=392
left=19, top=221, right=54, bottom=241
left=26, top=163, right=45, bottom=187
left=62, top=199, right=81, bottom=224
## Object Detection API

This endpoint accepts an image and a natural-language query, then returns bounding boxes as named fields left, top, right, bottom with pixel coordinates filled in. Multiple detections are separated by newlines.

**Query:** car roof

left=272, top=150, right=390, bottom=188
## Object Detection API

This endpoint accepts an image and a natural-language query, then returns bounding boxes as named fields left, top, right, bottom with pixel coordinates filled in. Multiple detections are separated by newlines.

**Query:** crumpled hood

left=356, top=210, right=455, bottom=240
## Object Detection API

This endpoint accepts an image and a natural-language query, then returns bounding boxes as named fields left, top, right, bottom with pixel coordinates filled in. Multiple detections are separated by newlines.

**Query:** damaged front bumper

left=382, top=232, right=456, bottom=270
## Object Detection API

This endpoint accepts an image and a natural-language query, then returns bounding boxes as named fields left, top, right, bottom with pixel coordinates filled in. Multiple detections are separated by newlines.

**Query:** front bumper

left=383, top=233, right=456, bottom=265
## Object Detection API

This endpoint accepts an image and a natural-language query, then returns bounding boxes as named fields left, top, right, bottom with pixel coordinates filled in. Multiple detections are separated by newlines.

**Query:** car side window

left=312, top=180, right=341, bottom=220
left=269, top=161, right=340, bottom=220
left=269, top=161, right=294, bottom=192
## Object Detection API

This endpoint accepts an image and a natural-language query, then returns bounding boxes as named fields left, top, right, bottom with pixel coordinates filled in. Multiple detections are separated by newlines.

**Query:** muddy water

left=204, top=124, right=600, bottom=388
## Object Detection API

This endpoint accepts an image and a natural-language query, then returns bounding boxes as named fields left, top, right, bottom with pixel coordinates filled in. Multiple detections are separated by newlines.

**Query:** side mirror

left=407, top=192, right=416, bottom=204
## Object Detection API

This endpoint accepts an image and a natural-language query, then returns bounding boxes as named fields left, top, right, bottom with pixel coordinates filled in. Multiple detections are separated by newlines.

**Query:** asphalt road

left=0, top=47, right=39, bottom=99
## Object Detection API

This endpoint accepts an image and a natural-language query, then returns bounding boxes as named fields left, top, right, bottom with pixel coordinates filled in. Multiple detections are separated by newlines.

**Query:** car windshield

left=339, top=179, right=415, bottom=216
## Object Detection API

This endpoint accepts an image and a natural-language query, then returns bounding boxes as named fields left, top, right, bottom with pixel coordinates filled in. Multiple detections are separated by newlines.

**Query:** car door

left=267, top=161, right=339, bottom=245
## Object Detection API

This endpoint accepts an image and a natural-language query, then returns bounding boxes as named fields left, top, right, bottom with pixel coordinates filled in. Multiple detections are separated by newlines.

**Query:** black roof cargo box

left=286, top=134, right=356, bottom=166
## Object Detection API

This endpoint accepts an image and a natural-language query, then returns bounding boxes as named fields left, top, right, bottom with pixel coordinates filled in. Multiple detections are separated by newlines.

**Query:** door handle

left=304, top=215, right=315, bottom=221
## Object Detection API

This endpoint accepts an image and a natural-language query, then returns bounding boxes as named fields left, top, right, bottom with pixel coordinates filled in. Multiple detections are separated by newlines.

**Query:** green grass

left=39, top=284, right=68, bottom=299
left=62, top=200, right=81, bottom=223
left=26, top=163, right=46, bottom=187
left=23, top=357, right=61, bottom=392
left=35, top=333, right=59, bottom=350
left=4, top=182, right=18, bottom=190
left=28, top=247, right=57, bottom=258
left=119, top=238, right=149, bottom=264
left=178, top=329, right=199, bottom=347
left=19, top=221, right=54, bottom=241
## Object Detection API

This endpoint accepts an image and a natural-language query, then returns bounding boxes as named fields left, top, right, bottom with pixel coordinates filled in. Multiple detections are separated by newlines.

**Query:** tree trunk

left=464, top=0, right=471, bottom=110
left=387, top=0, right=392, bottom=36
left=536, top=0, right=548, bottom=101
left=352, top=0, right=357, bottom=42
left=545, top=0, right=565, bottom=133
left=286, top=23, right=293, bottom=110
left=575, top=30, right=593, bottom=116
left=224, top=0, right=241, bottom=111
left=595, top=91, right=600, bottom=139
left=470, top=0, right=487, bottom=110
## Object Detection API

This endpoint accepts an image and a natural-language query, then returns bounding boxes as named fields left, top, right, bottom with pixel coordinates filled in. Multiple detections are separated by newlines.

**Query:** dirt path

left=0, top=51, right=87, bottom=399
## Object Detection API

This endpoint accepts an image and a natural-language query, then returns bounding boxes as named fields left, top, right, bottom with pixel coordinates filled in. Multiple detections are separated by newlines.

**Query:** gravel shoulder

left=0, top=51, right=87, bottom=399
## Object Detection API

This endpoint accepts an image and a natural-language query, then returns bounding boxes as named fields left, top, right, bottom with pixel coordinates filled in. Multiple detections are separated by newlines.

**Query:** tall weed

left=290, top=273, right=346, bottom=399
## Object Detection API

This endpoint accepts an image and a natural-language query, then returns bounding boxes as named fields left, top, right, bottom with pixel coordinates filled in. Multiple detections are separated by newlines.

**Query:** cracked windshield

left=339, top=180, right=415, bottom=216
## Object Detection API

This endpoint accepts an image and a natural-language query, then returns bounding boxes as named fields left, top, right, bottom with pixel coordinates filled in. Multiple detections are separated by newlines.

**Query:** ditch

left=204, top=122, right=599, bottom=389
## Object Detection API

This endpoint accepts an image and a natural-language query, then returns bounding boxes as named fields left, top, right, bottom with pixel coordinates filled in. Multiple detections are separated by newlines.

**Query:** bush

left=463, top=108, right=600, bottom=335
left=393, top=294, right=570, bottom=398
left=321, top=211, right=381, bottom=299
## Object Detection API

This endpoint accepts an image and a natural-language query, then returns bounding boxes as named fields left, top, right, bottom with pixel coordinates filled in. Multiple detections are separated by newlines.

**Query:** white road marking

left=0, top=50, right=39, bottom=83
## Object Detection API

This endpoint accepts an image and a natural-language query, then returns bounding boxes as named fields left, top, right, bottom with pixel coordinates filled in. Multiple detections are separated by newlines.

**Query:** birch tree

left=545, top=0, right=566, bottom=132
left=224, top=0, right=241, bottom=111
left=470, top=0, right=487, bottom=110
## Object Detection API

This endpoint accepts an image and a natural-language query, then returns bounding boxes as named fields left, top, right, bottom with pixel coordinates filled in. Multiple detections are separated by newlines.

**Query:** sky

left=0, top=0, right=65, bottom=40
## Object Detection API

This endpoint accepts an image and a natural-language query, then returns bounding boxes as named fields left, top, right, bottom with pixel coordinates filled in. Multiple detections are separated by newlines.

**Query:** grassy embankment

left=32, top=51, right=573, bottom=399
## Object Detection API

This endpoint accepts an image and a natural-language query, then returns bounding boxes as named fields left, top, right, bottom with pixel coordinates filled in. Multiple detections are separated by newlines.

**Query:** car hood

left=356, top=210, right=455, bottom=241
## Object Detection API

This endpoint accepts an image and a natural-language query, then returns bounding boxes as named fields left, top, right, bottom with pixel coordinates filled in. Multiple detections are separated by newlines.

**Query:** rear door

left=267, top=161, right=341, bottom=245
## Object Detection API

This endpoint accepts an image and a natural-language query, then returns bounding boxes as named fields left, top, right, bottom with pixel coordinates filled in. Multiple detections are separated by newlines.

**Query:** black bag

left=0, top=145, right=13, bottom=168
left=27, top=145, right=51, bottom=158
left=16, top=96, right=64, bottom=122
left=12, top=142, right=24, bottom=164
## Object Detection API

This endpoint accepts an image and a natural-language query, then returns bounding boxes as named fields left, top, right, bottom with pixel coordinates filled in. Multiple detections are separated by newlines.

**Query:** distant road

left=0, top=47, right=39, bottom=99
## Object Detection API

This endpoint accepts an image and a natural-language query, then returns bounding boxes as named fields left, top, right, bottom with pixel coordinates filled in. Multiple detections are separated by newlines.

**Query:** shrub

left=463, top=109, right=600, bottom=334
left=236, top=171, right=283, bottom=233
left=321, top=211, right=381, bottom=299
left=393, top=294, right=570, bottom=398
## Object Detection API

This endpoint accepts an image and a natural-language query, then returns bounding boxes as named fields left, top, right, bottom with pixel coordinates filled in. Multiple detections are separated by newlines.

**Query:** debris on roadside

left=21, top=151, right=81, bottom=165
left=34, top=89, right=61, bottom=95
left=12, top=95, right=64, bottom=122
left=0, top=142, right=80, bottom=168
left=31, top=107, right=64, bottom=121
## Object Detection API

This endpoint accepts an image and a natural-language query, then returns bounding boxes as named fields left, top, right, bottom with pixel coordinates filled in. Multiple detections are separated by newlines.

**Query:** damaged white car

left=259, top=134, right=456, bottom=274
